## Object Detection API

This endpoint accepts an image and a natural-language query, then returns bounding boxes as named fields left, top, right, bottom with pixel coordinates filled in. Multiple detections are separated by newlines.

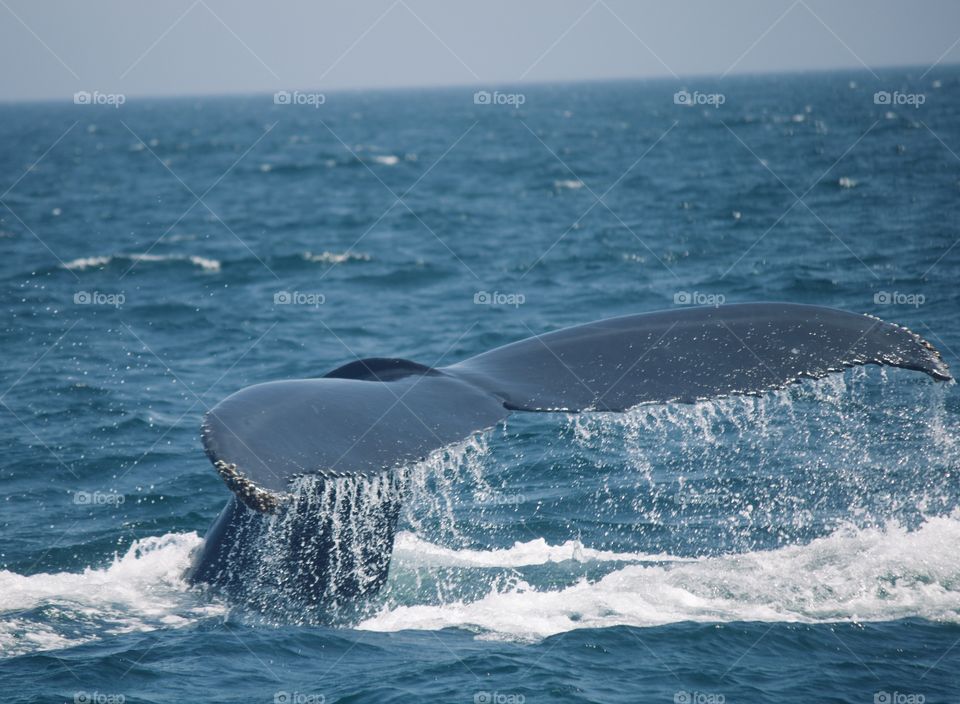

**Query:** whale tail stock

left=188, top=303, right=951, bottom=606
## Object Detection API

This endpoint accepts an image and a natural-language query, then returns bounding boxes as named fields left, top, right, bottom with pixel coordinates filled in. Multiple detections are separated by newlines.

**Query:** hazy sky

left=1, top=0, right=959, bottom=101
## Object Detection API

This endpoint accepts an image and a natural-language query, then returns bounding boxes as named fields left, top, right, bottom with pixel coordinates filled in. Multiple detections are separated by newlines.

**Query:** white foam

left=302, top=250, right=371, bottom=264
left=393, top=533, right=685, bottom=568
left=361, top=514, right=960, bottom=641
left=63, top=255, right=112, bottom=270
left=187, top=255, right=221, bottom=272
left=6, top=512, right=958, bottom=652
left=62, top=254, right=221, bottom=272
left=0, top=532, right=225, bottom=657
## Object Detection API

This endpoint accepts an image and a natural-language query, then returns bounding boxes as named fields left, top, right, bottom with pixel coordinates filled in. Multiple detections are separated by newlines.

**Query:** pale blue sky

left=1, top=0, right=959, bottom=100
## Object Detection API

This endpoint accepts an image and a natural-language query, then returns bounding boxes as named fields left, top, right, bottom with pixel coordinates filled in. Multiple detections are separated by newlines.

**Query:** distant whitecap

left=302, top=250, right=372, bottom=264
left=62, top=253, right=221, bottom=272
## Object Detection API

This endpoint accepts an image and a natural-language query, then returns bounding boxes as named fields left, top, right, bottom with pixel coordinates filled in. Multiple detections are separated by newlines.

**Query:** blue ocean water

left=1, top=67, right=960, bottom=703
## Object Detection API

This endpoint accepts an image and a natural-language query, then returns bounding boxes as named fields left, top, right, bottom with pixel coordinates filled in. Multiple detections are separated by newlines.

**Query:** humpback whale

left=186, top=303, right=952, bottom=609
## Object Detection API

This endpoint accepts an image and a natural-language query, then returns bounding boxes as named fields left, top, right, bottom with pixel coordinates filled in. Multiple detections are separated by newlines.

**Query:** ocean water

left=1, top=68, right=959, bottom=703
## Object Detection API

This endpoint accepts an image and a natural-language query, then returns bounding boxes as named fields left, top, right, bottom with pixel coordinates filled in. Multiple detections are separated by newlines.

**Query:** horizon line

left=1, top=60, right=957, bottom=106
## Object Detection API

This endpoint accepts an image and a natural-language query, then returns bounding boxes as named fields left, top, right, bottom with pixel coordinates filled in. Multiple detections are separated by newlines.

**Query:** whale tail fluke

left=190, top=303, right=951, bottom=606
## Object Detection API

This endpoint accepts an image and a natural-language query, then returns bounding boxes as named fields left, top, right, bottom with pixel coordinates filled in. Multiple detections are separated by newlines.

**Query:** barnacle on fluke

left=213, top=460, right=288, bottom=513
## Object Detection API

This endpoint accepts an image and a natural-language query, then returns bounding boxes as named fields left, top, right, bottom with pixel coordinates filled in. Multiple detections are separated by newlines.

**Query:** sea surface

left=1, top=68, right=959, bottom=703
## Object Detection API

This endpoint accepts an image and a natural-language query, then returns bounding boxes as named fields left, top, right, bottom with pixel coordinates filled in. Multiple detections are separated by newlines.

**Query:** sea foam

left=362, top=513, right=960, bottom=641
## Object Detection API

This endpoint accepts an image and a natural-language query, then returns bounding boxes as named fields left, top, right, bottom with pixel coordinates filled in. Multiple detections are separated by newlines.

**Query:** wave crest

left=63, top=253, right=221, bottom=272
left=362, top=513, right=960, bottom=641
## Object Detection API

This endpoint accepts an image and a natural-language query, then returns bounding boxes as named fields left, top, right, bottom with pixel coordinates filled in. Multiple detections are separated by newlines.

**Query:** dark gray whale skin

left=187, top=303, right=952, bottom=607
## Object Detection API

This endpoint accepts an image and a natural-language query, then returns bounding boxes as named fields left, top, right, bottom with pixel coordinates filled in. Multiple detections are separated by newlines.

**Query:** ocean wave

left=62, top=255, right=112, bottom=270
left=3, top=513, right=959, bottom=654
left=62, top=253, right=221, bottom=272
left=302, top=250, right=372, bottom=264
left=393, top=533, right=687, bottom=568
left=0, top=532, right=225, bottom=658
left=361, top=513, right=960, bottom=641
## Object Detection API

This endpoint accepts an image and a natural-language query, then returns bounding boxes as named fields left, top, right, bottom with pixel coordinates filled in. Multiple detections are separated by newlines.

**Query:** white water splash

left=359, top=371, right=960, bottom=641
left=5, top=513, right=959, bottom=654
left=362, top=512, right=960, bottom=642
left=3, top=370, right=955, bottom=652
left=400, top=433, right=495, bottom=545
left=0, top=532, right=226, bottom=657
left=393, top=532, right=689, bottom=568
